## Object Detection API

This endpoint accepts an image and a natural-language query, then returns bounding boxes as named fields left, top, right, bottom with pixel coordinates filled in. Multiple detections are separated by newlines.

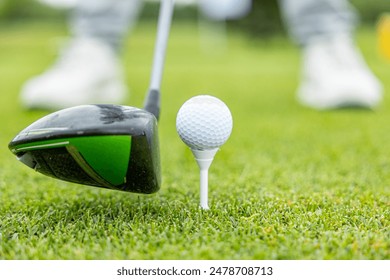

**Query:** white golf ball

left=176, top=95, right=233, bottom=150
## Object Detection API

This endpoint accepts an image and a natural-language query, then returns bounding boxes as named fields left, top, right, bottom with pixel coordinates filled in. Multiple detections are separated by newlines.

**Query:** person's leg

left=70, top=0, right=142, bottom=52
left=279, top=0, right=357, bottom=46
left=279, top=0, right=382, bottom=109
left=21, top=0, right=142, bottom=110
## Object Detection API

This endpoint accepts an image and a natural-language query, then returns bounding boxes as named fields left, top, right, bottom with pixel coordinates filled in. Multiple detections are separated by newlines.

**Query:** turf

left=0, top=21, right=389, bottom=260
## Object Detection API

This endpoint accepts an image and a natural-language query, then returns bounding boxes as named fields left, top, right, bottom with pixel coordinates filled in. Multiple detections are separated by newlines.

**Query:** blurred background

left=0, top=0, right=388, bottom=35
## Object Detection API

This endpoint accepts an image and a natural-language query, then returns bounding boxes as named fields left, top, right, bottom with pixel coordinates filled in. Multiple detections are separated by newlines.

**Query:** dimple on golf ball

left=176, top=95, right=233, bottom=150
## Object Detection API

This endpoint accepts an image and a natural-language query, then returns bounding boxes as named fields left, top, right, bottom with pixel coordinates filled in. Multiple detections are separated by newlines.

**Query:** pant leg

left=70, top=0, right=143, bottom=52
left=278, top=0, right=358, bottom=46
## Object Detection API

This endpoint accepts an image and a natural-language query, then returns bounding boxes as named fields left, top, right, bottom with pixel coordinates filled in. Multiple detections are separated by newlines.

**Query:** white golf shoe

left=297, top=35, right=383, bottom=110
left=21, top=37, right=127, bottom=110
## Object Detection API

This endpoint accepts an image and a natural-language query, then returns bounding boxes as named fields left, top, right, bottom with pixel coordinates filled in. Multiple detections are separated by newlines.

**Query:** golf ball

left=176, top=95, right=233, bottom=150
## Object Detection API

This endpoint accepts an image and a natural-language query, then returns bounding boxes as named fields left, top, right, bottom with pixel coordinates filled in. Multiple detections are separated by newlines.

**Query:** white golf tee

left=191, top=148, right=219, bottom=210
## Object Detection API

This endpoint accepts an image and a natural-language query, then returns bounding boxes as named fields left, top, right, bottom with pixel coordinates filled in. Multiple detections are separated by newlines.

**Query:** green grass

left=0, top=21, right=389, bottom=260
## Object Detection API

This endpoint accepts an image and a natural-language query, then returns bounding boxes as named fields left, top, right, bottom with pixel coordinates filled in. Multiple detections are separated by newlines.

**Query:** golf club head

left=9, top=104, right=160, bottom=194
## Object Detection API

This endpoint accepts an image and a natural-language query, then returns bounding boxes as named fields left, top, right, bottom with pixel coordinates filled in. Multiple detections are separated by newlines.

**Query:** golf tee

left=191, top=148, right=218, bottom=210
left=200, top=168, right=209, bottom=210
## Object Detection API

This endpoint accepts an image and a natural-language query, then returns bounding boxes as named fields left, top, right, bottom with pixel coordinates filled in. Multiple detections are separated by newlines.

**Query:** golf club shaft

left=150, top=0, right=174, bottom=90
left=144, top=0, right=174, bottom=119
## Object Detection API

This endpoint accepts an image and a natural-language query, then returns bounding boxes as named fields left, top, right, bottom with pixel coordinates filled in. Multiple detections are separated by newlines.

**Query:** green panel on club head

left=69, top=136, right=131, bottom=186
left=13, top=135, right=132, bottom=186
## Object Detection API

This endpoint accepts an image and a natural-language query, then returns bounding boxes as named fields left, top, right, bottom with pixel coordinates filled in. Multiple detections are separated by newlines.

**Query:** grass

left=0, top=21, right=389, bottom=260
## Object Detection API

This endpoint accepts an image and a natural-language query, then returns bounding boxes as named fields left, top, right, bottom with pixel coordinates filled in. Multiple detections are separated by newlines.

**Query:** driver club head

left=9, top=0, right=174, bottom=195
left=8, top=104, right=160, bottom=194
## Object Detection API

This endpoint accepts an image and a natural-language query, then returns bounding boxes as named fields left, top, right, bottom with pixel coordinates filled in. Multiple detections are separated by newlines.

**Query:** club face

left=9, top=105, right=161, bottom=194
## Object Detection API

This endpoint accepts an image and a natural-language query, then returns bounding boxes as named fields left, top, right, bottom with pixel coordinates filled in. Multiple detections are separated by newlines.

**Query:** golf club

left=8, top=0, right=175, bottom=194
